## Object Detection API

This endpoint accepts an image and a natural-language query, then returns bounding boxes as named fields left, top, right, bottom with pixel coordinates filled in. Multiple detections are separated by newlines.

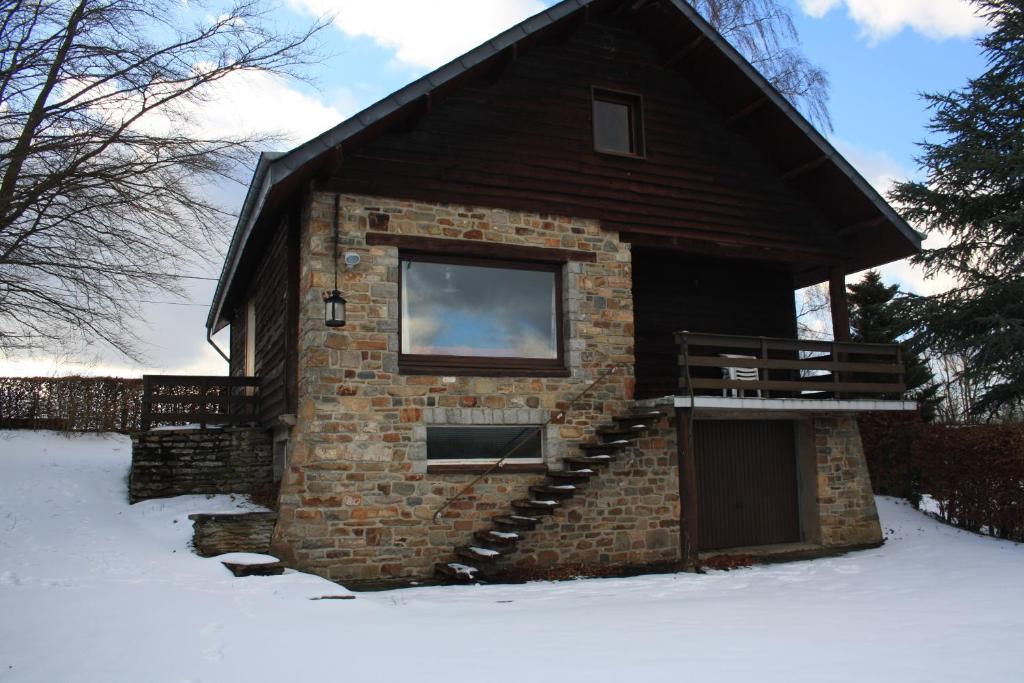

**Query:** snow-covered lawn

left=1, top=431, right=1022, bottom=682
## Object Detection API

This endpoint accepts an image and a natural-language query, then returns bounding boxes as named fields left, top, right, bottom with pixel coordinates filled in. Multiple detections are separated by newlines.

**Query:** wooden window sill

left=426, top=463, right=549, bottom=475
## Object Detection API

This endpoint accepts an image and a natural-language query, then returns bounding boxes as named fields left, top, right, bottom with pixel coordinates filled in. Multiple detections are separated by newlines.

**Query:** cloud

left=798, top=0, right=987, bottom=43
left=0, top=71, right=347, bottom=378
left=287, top=0, right=548, bottom=70
left=145, top=66, right=349, bottom=149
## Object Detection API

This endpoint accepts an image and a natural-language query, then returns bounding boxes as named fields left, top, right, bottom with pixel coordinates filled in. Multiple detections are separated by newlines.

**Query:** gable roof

left=207, top=0, right=921, bottom=333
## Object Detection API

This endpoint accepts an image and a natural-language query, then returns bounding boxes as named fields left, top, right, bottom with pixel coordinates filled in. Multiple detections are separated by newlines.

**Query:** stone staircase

left=435, top=408, right=667, bottom=583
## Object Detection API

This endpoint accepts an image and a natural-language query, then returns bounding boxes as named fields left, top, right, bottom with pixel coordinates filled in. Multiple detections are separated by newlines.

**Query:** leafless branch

left=0, top=0, right=327, bottom=360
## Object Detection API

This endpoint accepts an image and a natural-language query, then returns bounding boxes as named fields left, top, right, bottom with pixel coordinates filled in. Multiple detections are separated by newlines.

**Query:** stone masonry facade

left=271, top=192, right=681, bottom=584
left=129, top=427, right=273, bottom=503
left=813, top=416, right=883, bottom=547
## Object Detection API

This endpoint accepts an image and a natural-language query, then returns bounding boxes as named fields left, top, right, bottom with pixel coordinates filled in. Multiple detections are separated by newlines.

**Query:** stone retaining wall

left=189, top=512, right=278, bottom=557
left=129, top=427, right=273, bottom=503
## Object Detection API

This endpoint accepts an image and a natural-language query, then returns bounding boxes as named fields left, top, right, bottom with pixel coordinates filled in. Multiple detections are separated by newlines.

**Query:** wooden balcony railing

left=675, top=331, right=906, bottom=400
left=140, top=375, right=261, bottom=430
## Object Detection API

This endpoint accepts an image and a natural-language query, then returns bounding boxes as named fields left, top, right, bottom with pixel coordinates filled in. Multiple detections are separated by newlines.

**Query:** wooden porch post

left=675, top=407, right=700, bottom=570
left=829, top=267, right=851, bottom=343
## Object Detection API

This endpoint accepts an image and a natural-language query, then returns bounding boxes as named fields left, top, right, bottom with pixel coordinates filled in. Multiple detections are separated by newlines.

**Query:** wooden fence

left=140, top=375, right=261, bottom=429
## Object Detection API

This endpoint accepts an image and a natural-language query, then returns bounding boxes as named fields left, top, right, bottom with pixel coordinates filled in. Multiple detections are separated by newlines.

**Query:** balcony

left=658, top=331, right=916, bottom=414
left=140, top=375, right=261, bottom=430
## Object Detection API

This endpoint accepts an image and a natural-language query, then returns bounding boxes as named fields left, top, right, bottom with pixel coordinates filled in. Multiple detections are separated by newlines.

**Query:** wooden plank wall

left=229, top=313, right=246, bottom=378
left=228, top=220, right=291, bottom=427
left=326, top=17, right=840, bottom=262
left=252, top=222, right=289, bottom=427
left=632, top=249, right=797, bottom=399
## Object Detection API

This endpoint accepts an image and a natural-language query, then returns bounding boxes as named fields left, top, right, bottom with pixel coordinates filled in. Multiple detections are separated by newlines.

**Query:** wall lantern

left=324, top=194, right=347, bottom=328
left=324, top=289, right=346, bottom=327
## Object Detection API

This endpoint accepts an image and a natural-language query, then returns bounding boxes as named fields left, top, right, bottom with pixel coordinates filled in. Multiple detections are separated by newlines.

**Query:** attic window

left=593, top=88, right=644, bottom=157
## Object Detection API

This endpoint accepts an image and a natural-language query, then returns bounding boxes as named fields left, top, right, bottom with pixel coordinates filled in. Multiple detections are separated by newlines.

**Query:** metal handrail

left=431, top=365, right=626, bottom=523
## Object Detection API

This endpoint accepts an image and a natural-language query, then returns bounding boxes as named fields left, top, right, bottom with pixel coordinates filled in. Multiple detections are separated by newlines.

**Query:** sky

left=0, top=0, right=990, bottom=378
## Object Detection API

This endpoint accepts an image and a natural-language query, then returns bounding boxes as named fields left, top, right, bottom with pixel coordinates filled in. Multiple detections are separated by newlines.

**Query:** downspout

left=207, top=327, right=230, bottom=364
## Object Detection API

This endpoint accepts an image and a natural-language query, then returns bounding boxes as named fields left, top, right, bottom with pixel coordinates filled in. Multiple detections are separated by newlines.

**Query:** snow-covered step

left=597, top=424, right=648, bottom=437
left=547, top=468, right=594, bottom=482
left=457, top=546, right=504, bottom=564
left=493, top=515, right=540, bottom=531
left=475, top=529, right=520, bottom=546
left=529, top=484, right=576, bottom=499
left=435, top=562, right=480, bottom=581
left=512, top=499, right=560, bottom=515
left=579, top=441, right=630, bottom=452
left=564, top=456, right=613, bottom=470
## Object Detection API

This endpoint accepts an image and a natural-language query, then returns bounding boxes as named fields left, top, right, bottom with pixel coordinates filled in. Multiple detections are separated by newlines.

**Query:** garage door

left=695, top=420, right=801, bottom=550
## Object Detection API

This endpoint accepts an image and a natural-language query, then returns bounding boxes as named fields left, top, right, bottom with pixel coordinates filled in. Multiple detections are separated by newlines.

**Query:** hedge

left=0, top=376, right=142, bottom=433
left=860, top=414, right=1024, bottom=542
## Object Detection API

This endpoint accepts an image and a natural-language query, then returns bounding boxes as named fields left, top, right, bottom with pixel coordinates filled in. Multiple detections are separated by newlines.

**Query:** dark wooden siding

left=251, top=222, right=289, bottom=427
left=229, top=309, right=246, bottom=378
left=227, top=218, right=294, bottom=427
left=632, top=249, right=797, bottom=399
left=325, top=18, right=841, bottom=262
left=695, top=420, right=800, bottom=550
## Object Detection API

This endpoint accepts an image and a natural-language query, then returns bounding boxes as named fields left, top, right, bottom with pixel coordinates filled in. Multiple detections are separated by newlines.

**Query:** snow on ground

left=1, top=431, right=1022, bottom=682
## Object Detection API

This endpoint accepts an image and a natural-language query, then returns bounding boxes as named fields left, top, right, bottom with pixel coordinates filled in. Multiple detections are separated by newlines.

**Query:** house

left=155, top=0, right=921, bottom=586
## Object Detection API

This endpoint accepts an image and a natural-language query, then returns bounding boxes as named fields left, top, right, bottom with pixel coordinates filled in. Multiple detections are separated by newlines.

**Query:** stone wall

left=271, top=192, right=681, bottom=584
left=189, top=512, right=278, bottom=557
left=505, top=416, right=680, bottom=575
left=813, top=416, right=883, bottom=547
left=129, top=427, right=273, bottom=503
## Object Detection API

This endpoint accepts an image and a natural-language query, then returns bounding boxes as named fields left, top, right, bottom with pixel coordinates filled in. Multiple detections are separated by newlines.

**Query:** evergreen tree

left=889, top=0, right=1024, bottom=420
left=848, top=271, right=941, bottom=421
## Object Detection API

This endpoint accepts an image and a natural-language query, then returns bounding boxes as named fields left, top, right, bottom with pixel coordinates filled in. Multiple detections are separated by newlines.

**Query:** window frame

left=591, top=87, right=646, bottom=158
left=425, top=424, right=545, bottom=466
left=398, top=252, right=568, bottom=377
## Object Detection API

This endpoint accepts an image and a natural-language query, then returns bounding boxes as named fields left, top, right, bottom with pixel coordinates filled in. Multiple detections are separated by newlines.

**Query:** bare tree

left=932, top=353, right=985, bottom=424
left=0, top=0, right=325, bottom=359
left=692, top=0, right=832, bottom=130
left=796, top=282, right=832, bottom=341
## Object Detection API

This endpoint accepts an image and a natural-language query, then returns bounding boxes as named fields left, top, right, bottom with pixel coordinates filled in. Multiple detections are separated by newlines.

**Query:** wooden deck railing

left=140, top=375, right=261, bottom=430
left=675, top=331, right=905, bottom=400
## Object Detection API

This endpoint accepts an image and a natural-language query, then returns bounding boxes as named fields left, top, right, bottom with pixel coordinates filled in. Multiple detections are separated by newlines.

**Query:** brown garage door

left=695, top=420, right=801, bottom=550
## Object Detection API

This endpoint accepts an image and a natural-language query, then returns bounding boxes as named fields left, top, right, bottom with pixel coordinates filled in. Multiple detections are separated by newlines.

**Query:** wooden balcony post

left=829, top=266, right=851, bottom=343
left=676, top=407, right=699, bottom=571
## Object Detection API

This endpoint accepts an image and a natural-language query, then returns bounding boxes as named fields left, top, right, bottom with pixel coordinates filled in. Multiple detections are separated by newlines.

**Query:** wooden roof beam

left=838, top=216, right=887, bottom=236
left=482, top=43, right=518, bottom=86
left=725, top=96, right=769, bottom=127
left=399, top=93, right=432, bottom=133
left=664, top=34, right=706, bottom=67
left=781, top=155, right=828, bottom=181
left=551, top=4, right=591, bottom=43
left=613, top=0, right=651, bottom=16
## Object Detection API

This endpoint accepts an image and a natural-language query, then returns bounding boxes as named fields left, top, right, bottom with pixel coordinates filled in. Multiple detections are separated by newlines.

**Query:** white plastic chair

left=720, top=354, right=761, bottom=398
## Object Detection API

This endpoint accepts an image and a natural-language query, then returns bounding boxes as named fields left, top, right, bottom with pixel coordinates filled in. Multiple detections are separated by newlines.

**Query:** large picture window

left=399, top=255, right=565, bottom=375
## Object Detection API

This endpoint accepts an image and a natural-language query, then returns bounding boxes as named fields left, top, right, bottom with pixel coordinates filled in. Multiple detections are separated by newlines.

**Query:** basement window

left=592, top=88, right=644, bottom=157
left=426, top=425, right=543, bottom=463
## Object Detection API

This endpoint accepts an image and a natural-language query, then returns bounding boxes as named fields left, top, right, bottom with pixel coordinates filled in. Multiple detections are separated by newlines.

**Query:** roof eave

left=662, top=0, right=921, bottom=253
left=205, top=0, right=593, bottom=332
